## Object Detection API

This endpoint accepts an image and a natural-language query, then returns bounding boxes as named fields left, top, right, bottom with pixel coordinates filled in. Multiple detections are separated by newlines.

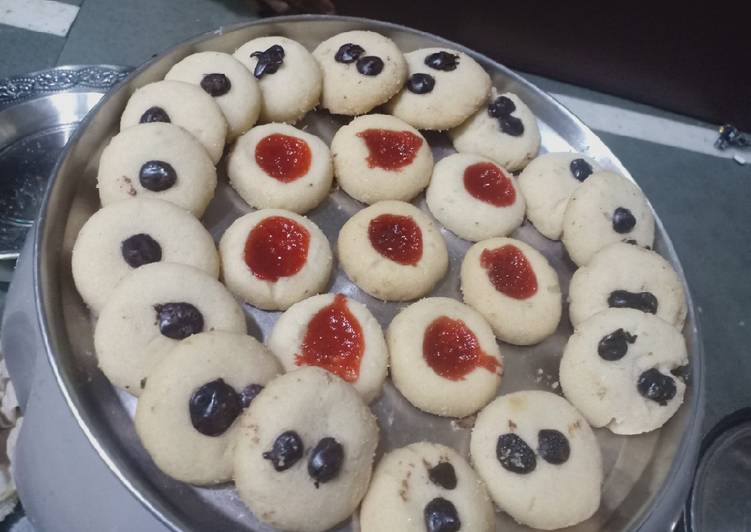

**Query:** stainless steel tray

left=32, top=15, right=703, bottom=532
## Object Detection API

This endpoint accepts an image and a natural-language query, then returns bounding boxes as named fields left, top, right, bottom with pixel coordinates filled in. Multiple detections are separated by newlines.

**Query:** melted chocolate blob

left=307, top=437, right=344, bottom=487
left=239, top=384, right=264, bottom=408
left=263, top=430, right=304, bottom=471
left=537, top=429, right=570, bottom=465
left=428, top=461, right=457, bottom=490
left=334, top=43, right=364, bottom=64
left=251, top=44, right=285, bottom=78
left=200, top=73, right=231, bottom=97
left=153, top=302, right=204, bottom=340
left=189, top=379, right=241, bottom=436
left=608, top=290, right=658, bottom=314
left=139, top=160, right=177, bottom=191
left=499, top=115, right=524, bottom=136
left=487, top=96, right=516, bottom=118
left=496, top=433, right=536, bottom=474
left=139, top=106, right=170, bottom=124
left=598, top=328, right=638, bottom=361
left=356, top=55, right=384, bottom=76
left=612, top=207, right=637, bottom=233
left=570, top=158, right=594, bottom=182
left=424, top=51, right=460, bottom=71
left=406, top=73, right=435, bottom=94
left=121, top=233, right=162, bottom=268
left=424, top=497, right=461, bottom=532
left=637, top=368, right=677, bottom=405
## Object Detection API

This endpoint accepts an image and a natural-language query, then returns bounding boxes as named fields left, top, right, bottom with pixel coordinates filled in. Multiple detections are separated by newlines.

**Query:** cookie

left=517, top=152, right=601, bottom=240
left=134, top=331, right=281, bottom=484
left=559, top=308, right=688, bottom=434
left=233, top=366, right=378, bottom=532
left=360, top=442, right=495, bottom=532
left=387, top=297, right=503, bottom=417
left=94, top=262, right=245, bottom=395
left=569, top=242, right=687, bottom=329
left=331, top=114, right=433, bottom=204
left=219, top=209, right=333, bottom=311
left=338, top=200, right=448, bottom=301
left=165, top=51, right=261, bottom=140
left=313, top=30, right=407, bottom=115
left=227, top=122, right=333, bottom=214
left=120, top=80, right=227, bottom=163
left=97, top=122, right=217, bottom=216
left=268, top=293, right=388, bottom=403
left=233, top=36, right=321, bottom=124
left=450, top=89, right=541, bottom=171
left=562, top=171, right=655, bottom=266
left=71, top=198, right=219, bottom=313
left=386, top=47, right=491, bottom=130
left=461, top=237, right=561, bottom=345
left=426, top=152, right=525, bottom=242
left=471, top=390, right=603, bottom=530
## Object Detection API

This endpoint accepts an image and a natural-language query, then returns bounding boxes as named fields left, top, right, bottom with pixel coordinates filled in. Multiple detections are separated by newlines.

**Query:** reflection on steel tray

left=28, top=16, right=703, bottom=532
left=0, top=65, right=131, bottom=260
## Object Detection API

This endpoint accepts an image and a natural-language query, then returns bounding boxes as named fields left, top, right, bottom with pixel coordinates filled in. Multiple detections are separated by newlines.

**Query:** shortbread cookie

left=219, top=209, right=333, bottom=310
left=338, top=201, right=448, bottom=301
left=313, top=30, right=407, bottom=115
left=233, top=36, right=322, bottom=124
left=461, top=237, right=561, bottom=345
left=517, top=152, right=601, bottom=240
left=268, top=293, right=388, bottom=403
left=360, top=442, right=495, bottom=532
left=450, top=89, right=540, bottom=171
left=471, top=390, right=603, bottom=530
left=134, top=332, right=281, bottom=484
left=387, top=297, right=502, bottom=417
left=97, top=122, right=217, bottom=216
left=386, top=47, right=491, bottom=130
left=234, top=367, right=378, bottom=532
left=94, top=263, right=245, bottom=395
left=569, top=242, right=687, bottom=329
left=165, top=51, right=261, bottom=139
left=562, top=171, right=655, bottom=266
left=331, top=114, right=433, bottom=204
left=227, top=123, right=333, bottom=214
left=120, top=80, right=227, bottom=163
left=560, top=308, right=688, bottom=434
left=426, top=153, right=525, bottom=241
left=72, top=198, right=218, bottom=313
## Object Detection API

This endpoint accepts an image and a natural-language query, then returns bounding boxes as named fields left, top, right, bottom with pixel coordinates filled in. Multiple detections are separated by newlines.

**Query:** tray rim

left=30, top=14, right=705, bottom=532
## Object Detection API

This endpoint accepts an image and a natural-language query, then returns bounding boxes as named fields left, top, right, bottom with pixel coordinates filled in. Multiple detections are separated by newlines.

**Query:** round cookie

left=313, top=30, right=407, bottom=115
left=471, top=390, right=603, bottom=530
left=94, top=262, right=246, bottom=395
left=426, top=152, right=525, bottom=242
left=387, top=297, right=503, bottom=417
left=165, top=51, right=261, bottom=139
left=386, top=47, right=491, bottom=130
left=360, top=442, right=495, bottom=532
left=450, top=89, right=541, bottom=172
left=560, top=308, right=689, bottom=434
left=233, top=366, right=378, bottom=532
left=120, top=80, right=227, bottom=163
left=233, top=36, right=321, bottom=124
left=461, top=237, right=561, bottom=345
left=517, top=152, right=601, bottom=240
left=227, top=123, right=333, bottom=214
left=134, top=332, right=281, bottom=484
left=268, top=293, right=388, bottom=403
left=338, top=201, right=448, bottom=301
left=97, top=122, right=217, bottom=216
left=562, top=171, right=655, bottom=266
left=569, top=242, right=687, bottom=329
left=71, top=198, right=219, bottom=313
left=219, top=209, right=333, bottom=311
left=331, top=114, right=433, bottom=204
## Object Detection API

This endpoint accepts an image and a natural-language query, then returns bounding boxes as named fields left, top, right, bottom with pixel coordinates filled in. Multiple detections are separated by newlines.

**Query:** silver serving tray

left=32, top=15, right=703, bottom=532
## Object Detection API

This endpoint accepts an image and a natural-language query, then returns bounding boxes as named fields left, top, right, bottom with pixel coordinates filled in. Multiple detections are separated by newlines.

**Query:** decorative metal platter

left=0, top=65, right=130, bottom=259
left=32, top=16, right=703, bottom=532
